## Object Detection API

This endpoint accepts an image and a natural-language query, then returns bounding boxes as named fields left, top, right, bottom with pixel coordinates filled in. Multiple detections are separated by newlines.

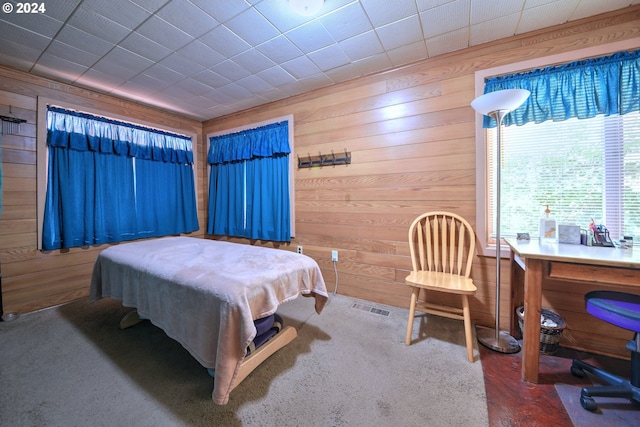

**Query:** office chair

left=404, top=211, right=477, bottom=362
left=570, top=291, right=640, bottom=411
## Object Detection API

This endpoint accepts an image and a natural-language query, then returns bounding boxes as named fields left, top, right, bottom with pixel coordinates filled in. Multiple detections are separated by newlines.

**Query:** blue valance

left=208, top=121, right=289, bottom=165
left=47, top=106, right=193, bottom=164
left=482, top=49, right=640, bottom=128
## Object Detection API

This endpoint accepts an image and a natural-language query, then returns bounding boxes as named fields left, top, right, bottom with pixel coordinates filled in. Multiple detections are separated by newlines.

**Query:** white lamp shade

left=470, top=89, right=530, bottom=116
left=289, top=0, right=324, bottom=16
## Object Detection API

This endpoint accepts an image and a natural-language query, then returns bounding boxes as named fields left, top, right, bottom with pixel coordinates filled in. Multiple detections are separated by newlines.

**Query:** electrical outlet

left=297, top=246, right=303, bottom=254
left=331, top=250, right=338, bottom=262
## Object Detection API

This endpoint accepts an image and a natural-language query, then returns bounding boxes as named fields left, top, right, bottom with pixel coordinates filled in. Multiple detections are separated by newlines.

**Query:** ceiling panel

left=0, top=0, right=637, bottom=121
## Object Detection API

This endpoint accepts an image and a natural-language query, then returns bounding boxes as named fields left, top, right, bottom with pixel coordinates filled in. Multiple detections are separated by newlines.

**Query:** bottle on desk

left=539, top=205, right=557, bottom=243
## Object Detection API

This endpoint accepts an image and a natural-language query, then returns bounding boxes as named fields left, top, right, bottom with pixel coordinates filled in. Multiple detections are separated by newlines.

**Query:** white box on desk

left=558, top=224, right=581, bottom=244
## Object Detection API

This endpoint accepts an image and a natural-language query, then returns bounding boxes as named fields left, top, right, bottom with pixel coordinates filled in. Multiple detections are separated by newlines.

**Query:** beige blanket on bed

left=89, top=237, right=328, bottom=405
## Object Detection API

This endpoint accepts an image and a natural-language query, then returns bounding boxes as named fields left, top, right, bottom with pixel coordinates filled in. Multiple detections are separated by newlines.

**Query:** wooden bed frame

left=119, top=309, right=298, bottom=390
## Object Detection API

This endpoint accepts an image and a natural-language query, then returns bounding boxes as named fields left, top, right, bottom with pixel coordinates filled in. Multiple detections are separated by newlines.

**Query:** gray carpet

left=0, top=294, right=488, bottom=426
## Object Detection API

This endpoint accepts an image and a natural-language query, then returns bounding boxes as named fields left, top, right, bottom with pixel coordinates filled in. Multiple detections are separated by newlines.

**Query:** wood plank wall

left=203, top=6, right=640, bottom=359
left=1, top=6, right=639, bottom=358
left=0, top=67, right=205, bottom=314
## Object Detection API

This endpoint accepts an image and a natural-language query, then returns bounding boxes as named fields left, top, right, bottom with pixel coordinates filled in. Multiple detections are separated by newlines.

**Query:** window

left=207, top=116, right=294, bottom=242
left=40, top=105, right=199, bottom=250
left=474, top=40, right=640, bottom=254
left=492, top=112, right=640, bottom=242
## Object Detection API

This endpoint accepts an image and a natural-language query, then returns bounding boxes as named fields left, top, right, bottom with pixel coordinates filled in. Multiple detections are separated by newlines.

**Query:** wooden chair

left=404, top=211, right=477, bottom=362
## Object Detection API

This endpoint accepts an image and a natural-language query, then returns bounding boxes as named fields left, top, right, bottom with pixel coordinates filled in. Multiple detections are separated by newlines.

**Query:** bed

left=89, top=236, right=328, bottom=405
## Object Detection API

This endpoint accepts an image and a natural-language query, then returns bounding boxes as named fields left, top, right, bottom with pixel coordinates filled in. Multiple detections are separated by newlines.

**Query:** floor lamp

left=471, top=88, right=530, bottom=353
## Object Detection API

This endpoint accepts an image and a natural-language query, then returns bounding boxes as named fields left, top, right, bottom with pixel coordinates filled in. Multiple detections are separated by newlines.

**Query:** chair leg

left=461, top=295, right=474, bottom=362
left=406, top=287, right=420, bottom=345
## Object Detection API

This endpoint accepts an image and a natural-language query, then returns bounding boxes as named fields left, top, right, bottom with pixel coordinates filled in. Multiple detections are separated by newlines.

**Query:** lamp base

left=476, top=326, right=520, bottom=354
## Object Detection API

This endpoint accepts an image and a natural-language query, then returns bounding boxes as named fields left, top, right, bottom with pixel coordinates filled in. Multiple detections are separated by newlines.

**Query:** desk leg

left=522, top=258, right=543, bottom=383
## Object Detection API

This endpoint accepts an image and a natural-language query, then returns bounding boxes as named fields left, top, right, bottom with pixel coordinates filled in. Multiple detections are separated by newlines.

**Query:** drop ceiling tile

left=348, top=52, right=394, bottom=77
left=68, top=6, right=131, bottom=44
left=0, top=20, right=52, bottom=50
left=361, top=0, right=418, bottom=26
left=158, top=53, right=206, bottom=77
left=256, top=65, right=298, bottom=87
left=225, top=7, right=280, bottom=46
left=236, top=74, right=273, bottom=94
left=218, top=82, right=254, bottom=99
left=130, top=0, right=171, bottom=14
left=280, top=55, right=322, bottom=79
left=0, top=39, right=41, bottom=70
left=470, top=12, right=521, bottom=45
left=286, top=20, right=335, bottom=53
left=156, top=0, right=219, bottom=38
left=124, top=72, right=172, bottom=93
left=376, top=15, right=423, bottom=51
left=56, top=25, right=114, bottom=57
left=76, top=68, right=129, bottom=92
left=210, top=59, right=252, bottom=81
left=201, top=89, right=237, bottom=105
left=175, top=78, right=216, bottom=96
left=190, top=0, right=252, bottom=23
left=80, top=0, right=152, bottom=30
left=0, top=11, right=64, bottom=39
left=191, top=69, right=231, bottom=89
left=143, top=63, right=186, bottom=85
left=199, top=25, right=251, bottom=58
left=136, top=15, right=194, bottom=51
left=471, top=0, right=525, bottom=24
left=420, top=0, right=471, bottom=38
left=426, top=27, right=469, bottom=57
left=516, top=1, right=578, bottom=34
left=119, top=32, right=172, bottom=62
left=44, top=40, right=101, bottom=67
left=416, top=0, right=460, bottom=12
left=386, top=40, right=428, bottom=66
left=232, top=48, right=277, bottom=74
left=33, top=53, right=88, bottom=82
left=570, top=0, right=635, bottom=20
left=157, top=84, right=198, bottom=100
left=178, top=40, right=226, bottom=68
left=256, top=35, right=304, bottom=64
left=257, top=87, right=287, bottom=103
left=308, top=44, right=351, bottom=71
left=102, top=46, right=155, bottom=74
left=339, top=30, right=385, bottom=62
left=319, top=2, right=373, bottom=42
left=254, top=0, right=328, bottom=33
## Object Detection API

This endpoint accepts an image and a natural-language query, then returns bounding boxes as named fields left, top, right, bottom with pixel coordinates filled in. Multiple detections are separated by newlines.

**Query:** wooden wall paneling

left=0, top=69, right=205, bottom=315
left=1, top=6, right=639, bottom=360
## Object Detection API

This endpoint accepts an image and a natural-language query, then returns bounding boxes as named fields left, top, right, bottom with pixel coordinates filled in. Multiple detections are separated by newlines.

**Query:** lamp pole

left=471, top=89, right=530, bottom=353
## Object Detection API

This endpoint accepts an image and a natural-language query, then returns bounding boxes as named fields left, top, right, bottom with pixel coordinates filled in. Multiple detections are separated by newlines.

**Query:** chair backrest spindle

left=408, top=211, right=476, bottom=278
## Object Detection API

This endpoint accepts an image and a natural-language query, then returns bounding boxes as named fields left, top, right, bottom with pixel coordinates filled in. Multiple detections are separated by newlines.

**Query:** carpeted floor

left=0, top=294, right=488, bottom=426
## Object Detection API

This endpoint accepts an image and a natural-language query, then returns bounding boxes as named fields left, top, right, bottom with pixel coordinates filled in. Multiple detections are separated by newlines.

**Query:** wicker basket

left=516, top=306, right=566, bottom=354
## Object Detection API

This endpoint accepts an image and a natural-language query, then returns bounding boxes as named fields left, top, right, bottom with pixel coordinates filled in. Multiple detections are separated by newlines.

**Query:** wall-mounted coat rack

left=298, top=149, right=351, bottom=169
left=0, top=106, right=27, bottom=135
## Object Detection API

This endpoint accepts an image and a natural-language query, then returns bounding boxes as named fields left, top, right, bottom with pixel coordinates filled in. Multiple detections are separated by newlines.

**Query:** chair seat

left=405, top=271, right=477, bottom=295
left=585, top=291, right=640, bottom=333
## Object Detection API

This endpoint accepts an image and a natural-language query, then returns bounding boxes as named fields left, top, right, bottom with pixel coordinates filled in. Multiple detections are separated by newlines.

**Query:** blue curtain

left=43, top=107, right=198, bottom=250
left=482, top=49, right=640, bottom=127
left=207, top=121, right=290, bottom=242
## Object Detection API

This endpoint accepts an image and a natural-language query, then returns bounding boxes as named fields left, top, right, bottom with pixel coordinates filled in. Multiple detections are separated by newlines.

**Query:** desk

left=505, top=238, right=640, bottom=383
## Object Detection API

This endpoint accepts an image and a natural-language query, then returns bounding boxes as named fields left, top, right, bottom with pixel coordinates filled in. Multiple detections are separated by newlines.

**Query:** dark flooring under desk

left=480, top=341, right=635, bottom=426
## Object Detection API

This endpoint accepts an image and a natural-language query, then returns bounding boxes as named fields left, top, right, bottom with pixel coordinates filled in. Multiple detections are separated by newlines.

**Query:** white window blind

left=488, top=111, right=640, bottom=242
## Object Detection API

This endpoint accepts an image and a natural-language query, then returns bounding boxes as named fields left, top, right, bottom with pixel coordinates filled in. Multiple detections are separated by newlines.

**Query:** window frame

left=206, top=114, right=296, bottom=238
left=36, top=96, right=198, bottom=250
left=474, top=38, right=640, bottom=258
